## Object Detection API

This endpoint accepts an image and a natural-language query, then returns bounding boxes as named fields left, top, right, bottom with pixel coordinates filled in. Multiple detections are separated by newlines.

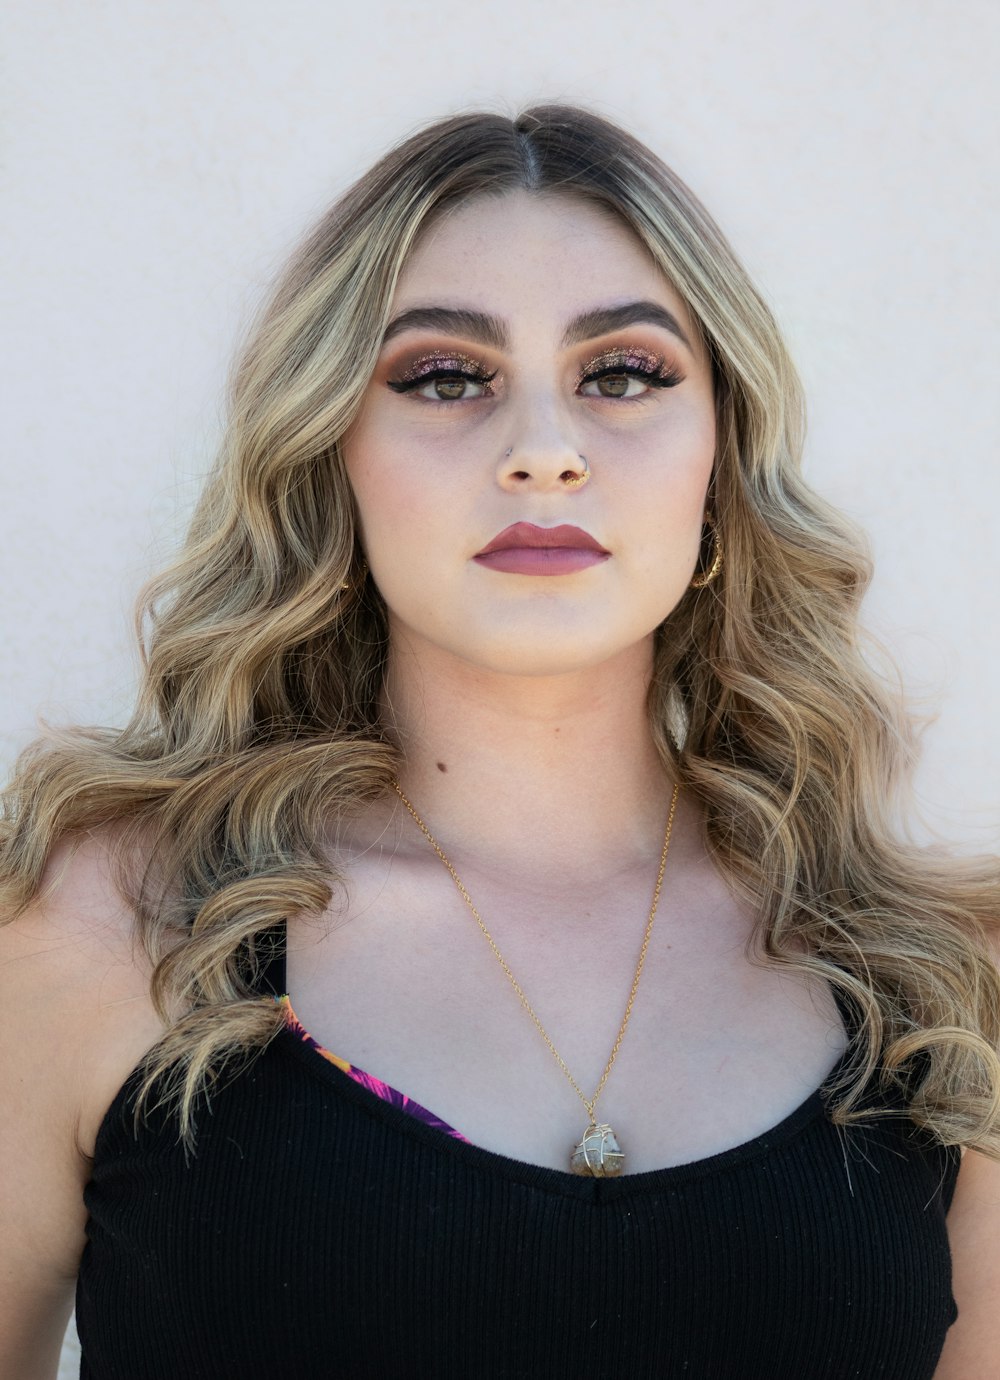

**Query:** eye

left=412, top=370, right=496, bottom=403
left=578, top=350, right=685, bottom=401
left=386, top=355, right=499, bottom=404
left=580, top=369, right=651, bottom=400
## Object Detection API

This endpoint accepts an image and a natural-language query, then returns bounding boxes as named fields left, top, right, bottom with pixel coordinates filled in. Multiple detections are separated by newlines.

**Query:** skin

left=2, top=189, right=996, bottom=1375
left=337, top=192, right=1000, bottom=1374
left=340, top=188, right=717, bottom=876
left=297, top=186, right=850, bottom=1179
left=323, top=189, right=1000, bottom=1366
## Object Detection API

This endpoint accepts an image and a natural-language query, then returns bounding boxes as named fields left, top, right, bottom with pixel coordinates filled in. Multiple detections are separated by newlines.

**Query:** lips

left=476, top=523, right=609, bottom=556
left=473, top=522, right=610, bottom=577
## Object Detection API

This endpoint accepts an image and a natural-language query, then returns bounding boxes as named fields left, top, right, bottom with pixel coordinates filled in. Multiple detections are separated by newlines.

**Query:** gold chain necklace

left=391, top=779, right=681, bottom=1178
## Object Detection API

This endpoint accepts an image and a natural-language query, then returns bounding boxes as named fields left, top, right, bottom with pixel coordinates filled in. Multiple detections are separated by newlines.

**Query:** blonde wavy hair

left=3, top=103, right=998, bottom=1157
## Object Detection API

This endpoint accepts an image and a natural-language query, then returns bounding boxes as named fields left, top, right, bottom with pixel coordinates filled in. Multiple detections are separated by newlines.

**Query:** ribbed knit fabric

left=76, top=926, right=960, bottom=1379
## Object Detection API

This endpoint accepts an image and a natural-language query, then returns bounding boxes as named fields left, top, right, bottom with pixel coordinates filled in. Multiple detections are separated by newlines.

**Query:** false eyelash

left=581, top=361, right=685, bottom=391
left=386, top=365, right=499, bottom=397
left=385, top=352, right=685, bottom=402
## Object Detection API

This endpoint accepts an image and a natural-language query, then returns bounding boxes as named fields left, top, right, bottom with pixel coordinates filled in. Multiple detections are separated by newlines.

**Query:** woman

left=2, top=104, right=998, bottom=1379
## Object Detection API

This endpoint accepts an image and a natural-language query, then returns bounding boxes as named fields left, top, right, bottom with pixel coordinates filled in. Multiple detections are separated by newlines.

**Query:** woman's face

left=341, top=189, right=717, bottom=678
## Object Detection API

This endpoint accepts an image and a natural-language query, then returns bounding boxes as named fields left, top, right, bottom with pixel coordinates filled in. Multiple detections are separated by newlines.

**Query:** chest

left=285, top=854, right=850, bottom=1175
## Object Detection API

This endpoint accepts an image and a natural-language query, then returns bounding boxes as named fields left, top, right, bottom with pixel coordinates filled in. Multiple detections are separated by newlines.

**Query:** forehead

left=393, top=189, right=697, bottom=340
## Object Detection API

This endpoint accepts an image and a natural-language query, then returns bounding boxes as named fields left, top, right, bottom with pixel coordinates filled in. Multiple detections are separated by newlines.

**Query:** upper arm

left=934, top=1146, right=1000, bottom=1379
left=0, top=831, right=166, bottom=1377
left=933, top=926, right=1000, bottom=1380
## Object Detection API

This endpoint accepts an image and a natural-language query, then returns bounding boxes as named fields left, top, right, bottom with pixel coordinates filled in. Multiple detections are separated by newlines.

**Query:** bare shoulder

left=0, top=824, right=176, bottom=1163
left=0, top=825, right=179, bottom=1368
left=936, top=1135, right=1000, bottom=1374
left=933, top=925, right=1000, bottom=1377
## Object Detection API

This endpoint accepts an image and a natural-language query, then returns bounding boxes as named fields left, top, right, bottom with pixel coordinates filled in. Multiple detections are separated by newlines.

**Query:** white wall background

left=0, top=3, right=996, bottom=1363
left=4, top=2, right=998, bottom=851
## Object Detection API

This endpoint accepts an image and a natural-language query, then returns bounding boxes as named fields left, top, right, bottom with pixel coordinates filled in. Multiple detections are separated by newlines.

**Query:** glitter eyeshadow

left=392, top=351, right=487, bottom=382
left=579, top=347, right=666, bottom=376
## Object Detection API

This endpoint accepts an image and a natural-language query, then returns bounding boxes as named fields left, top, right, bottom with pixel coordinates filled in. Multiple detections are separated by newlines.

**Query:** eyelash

left=386, top=352, right=685, bottom=404
left=387, top=364, right=502, bottom=403
left=581, top=358, right=685, bottom=398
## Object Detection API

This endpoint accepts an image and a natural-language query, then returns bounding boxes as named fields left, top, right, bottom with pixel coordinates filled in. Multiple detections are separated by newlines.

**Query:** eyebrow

left=380, top=299, right=694, bottom=354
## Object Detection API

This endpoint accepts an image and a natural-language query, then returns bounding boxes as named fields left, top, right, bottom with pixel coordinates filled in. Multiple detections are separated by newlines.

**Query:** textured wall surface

left=0, top=0, right=996, bottom=1368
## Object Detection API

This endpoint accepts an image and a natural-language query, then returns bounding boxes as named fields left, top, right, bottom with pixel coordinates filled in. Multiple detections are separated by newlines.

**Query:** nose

left=496, top=439, right=590, bottom=493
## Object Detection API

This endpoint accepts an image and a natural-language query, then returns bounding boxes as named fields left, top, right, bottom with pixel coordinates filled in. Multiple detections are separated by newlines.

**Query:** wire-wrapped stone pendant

left=571, top=1122, right=625, bottom=1177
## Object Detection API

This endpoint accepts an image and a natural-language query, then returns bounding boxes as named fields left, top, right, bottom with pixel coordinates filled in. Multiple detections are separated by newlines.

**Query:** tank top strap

left=253, top=917, right=287, bottom=998
left=829, top=975, right=861, bottom=1048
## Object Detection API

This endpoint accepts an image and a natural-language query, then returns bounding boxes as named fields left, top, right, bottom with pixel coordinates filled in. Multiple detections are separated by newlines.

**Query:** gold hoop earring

left=690, top=512, right=723, bottom=588
left=339, top=559, right=369, bottom=592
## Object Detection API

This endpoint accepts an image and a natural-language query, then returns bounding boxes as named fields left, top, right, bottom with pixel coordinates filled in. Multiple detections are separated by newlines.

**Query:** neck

left=376, top=631, right=678, bottom=881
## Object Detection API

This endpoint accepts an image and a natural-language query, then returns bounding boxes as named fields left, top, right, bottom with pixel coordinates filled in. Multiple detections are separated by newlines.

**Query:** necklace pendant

left=571, top=1122, right=625, bottom=1177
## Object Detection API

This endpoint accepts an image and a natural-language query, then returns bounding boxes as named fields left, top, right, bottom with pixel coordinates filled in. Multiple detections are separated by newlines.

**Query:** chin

left=386, top=600, right=670, bottom=680
left=445, top=629, right=656, bottom=680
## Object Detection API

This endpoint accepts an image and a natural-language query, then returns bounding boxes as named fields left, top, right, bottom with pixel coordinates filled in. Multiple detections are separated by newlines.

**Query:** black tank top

left=76, top=921, right=960, bottom=1378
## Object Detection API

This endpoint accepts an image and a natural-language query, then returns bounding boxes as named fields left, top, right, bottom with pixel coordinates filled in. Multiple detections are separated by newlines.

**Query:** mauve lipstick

left=473, top=522, right=610, bottom=577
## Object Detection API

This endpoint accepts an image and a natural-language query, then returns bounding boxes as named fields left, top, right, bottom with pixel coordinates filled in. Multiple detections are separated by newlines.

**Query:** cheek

left=344, top=426, right=453, bottom=574
left=346, top=456, right=392, bottom=550
left=674, top=406, right=716, bottom=522
left=342, top=413, right=402, bottom=539
left=628, top=416, right=714, bottom=587
left=677, top=391, right=716, bottom=473
left=638, top=404, right=715, bottom=509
